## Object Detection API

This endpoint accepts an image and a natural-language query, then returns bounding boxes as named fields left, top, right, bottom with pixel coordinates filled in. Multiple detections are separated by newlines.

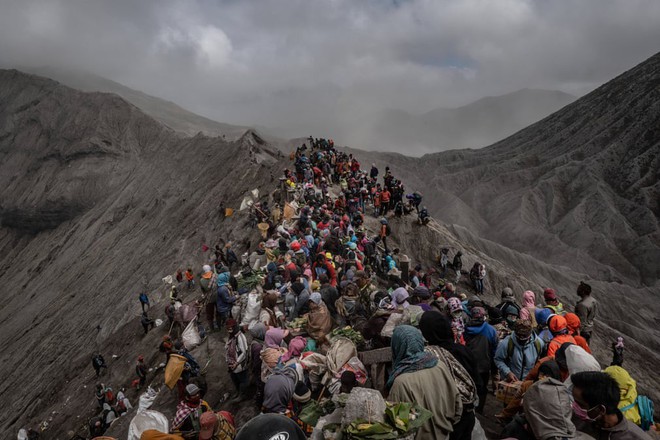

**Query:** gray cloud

left=1, top=0, right=659, bottom=150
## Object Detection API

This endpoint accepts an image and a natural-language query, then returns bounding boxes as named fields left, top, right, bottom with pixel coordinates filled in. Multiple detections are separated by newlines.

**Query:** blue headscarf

left=387, top=325, right=438, bottom=389
left=217, top=271, right=230, bottom=287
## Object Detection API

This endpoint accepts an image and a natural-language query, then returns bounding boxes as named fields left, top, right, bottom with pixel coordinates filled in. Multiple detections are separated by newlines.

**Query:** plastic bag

left=138, top=387, right=159, bottom=412
left=240, top=291, right=262, bottom=327
left=181, top=317, right=201, bottom=350
left=127, top=410, right=169, bottom=440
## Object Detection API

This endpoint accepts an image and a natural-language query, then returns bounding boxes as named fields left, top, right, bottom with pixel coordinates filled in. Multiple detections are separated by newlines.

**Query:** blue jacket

left=465, top=321, right=498, bottom=359
left=494, top=334, right=544, bottom=380
left=216, top=272, right=235, bottom=314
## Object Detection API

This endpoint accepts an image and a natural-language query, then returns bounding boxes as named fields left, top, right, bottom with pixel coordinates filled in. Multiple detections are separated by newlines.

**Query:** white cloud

left=0, top=0, right=659, bottom=148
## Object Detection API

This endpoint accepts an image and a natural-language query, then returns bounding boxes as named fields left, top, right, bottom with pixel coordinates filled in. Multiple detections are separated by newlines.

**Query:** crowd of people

left=67, top=138, right=655, bottom=440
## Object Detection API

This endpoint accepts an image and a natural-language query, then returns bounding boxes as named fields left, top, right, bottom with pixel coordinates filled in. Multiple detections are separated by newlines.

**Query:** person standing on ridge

left=575, top=281, right=597, bottom=344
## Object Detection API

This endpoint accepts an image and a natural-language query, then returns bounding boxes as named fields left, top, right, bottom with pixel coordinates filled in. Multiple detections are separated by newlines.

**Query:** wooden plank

left=358, top=347, right=392, bottom=365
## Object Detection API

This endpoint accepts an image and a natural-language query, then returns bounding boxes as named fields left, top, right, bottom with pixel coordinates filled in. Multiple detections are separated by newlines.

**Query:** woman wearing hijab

left=260, top=328, right=289, bottom=382
left=388, top=325, right=463, bottom=440
left=305, top=292, right=332, bottom=341
left=419, top=312, right=478, bottom=440
left=260, top=292, right=284, bottom=328
left=390, top=287, right=410, bottom=309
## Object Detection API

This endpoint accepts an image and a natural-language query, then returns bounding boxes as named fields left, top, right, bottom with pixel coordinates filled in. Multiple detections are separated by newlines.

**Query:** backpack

left=506, top=338, right=542, bottom=364
left=428, top=346, right=477, bottom=405
left=621, top=396, right=655, bottom=431
left=465, top=334, right=491, bottom=374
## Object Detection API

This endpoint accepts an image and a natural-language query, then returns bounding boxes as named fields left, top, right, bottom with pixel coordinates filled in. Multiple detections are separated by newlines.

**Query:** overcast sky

left=1, top=0, right=659, bottom=148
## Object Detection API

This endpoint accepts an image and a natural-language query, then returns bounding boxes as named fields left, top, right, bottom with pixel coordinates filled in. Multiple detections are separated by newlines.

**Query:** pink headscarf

left=519, top=290, right=537, bottom=321
left=281, top=336, right=307, bottom=362
left=265, top=328, right=287, bottom=348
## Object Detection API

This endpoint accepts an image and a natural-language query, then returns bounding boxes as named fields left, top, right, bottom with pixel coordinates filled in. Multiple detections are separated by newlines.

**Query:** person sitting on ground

left=571, top=371, right=647, bottom=440
left=171, top=383, right=212, bottom=438
left=565, top=313, right=591, bottom=353
left=575, top=281, right=597, bottom=344
left=387, top=325, right=463, bottom=440
left=287, top=382, right=314, bottom=435
left=494, top=319, right=544, bottom=383
left=418, top=206, right=430, bottom=225
left=543, top=288, right=565, bottom=315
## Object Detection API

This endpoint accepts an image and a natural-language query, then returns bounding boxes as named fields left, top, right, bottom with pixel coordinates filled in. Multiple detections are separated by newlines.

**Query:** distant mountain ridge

left=363, top=88, right=576, bottom=154
left=22, top=66, right=252, bottom=141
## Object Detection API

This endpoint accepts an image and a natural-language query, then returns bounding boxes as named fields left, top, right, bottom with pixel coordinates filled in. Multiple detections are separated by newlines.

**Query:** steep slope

left=360, top=89, right=576, bottom=154
left=348, top=52, right=660, bottom=287
left=0, top=69, right=284, bottom=437
left=22, top=67, right=252, bottom=140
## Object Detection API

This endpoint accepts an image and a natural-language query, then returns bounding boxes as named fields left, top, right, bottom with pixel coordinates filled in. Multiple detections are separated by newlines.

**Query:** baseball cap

left=235, top=413, right=306, bottom=440
left=199, top=412, right=218, bottom=440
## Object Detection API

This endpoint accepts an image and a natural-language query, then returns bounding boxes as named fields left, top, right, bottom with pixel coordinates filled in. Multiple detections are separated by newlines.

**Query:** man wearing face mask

left=571, top=371, right=647, bottom=440
left=494, top=320, right=544, bottom=383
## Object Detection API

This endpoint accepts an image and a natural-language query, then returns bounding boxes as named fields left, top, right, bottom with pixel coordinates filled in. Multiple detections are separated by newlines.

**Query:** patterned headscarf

left=387, top=325, right=438, bottom=389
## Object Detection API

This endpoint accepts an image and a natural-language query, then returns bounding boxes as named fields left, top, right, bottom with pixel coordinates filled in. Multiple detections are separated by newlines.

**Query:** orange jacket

left=547, top=334, right=576, bottom=358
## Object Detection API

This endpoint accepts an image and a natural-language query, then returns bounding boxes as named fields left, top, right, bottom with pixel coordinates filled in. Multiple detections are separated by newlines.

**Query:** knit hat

left=293, top=381, right=311, bottom=403
left=501, top=287, right=514, bottom=300
left=543, top=288, right=557, bottom=301
left=548, top=315, right=568, bottom=333
left=202, top=264, right=212, bottom=273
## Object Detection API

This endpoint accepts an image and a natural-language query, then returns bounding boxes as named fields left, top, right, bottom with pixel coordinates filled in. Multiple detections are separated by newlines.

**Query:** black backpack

left=465, top=334, right=491, bottom=375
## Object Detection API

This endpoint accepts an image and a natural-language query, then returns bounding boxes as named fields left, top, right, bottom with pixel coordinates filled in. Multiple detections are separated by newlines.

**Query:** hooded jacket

left=494, top=334, right=544, bottom=380
left=216, top=272, right=235, bottom=314
left=523, top=378, right=577, bottom=440
left=519, top=290, right=538, bottom=326
left=464, top=321, right=498, bottom=359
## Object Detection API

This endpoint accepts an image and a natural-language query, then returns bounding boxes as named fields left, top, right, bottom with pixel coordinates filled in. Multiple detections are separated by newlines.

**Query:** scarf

left=387, top=325, right=438, bottom=389
left=281, top=336, right=307, bottom=363
left=265, top=328, right=286, bottom=348
left=172, top=400, right=198, bottom=429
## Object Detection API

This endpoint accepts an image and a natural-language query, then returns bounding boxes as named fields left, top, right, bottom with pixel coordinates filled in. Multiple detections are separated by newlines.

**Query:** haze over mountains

left=0, top=51, right=658, bottom=437
left=358, top=89, right=576, bottom=154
